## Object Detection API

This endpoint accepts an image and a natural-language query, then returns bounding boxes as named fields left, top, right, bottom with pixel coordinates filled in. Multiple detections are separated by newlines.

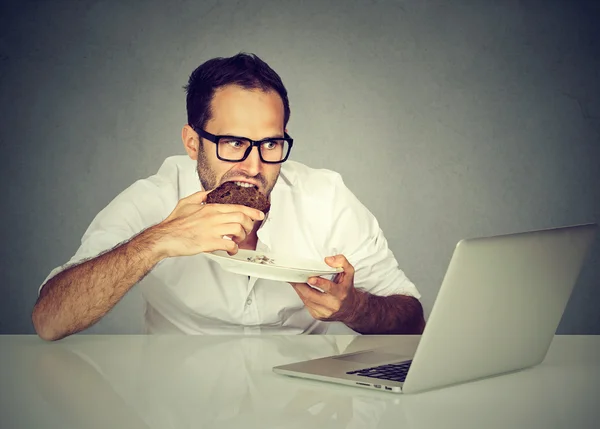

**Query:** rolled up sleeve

left=326, top=174, right=421, bottom=300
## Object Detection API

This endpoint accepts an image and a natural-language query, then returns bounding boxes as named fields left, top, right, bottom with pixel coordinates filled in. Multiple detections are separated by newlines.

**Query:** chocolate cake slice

left=206, top=181, right=271, bottom=213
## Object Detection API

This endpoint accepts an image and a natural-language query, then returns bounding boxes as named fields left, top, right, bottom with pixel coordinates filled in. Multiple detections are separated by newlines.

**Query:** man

left=32, top=53, right=425, bottom=341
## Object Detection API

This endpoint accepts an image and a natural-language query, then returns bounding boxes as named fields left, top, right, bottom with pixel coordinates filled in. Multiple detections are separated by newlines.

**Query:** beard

left=196, top=144, right=279, bottom=199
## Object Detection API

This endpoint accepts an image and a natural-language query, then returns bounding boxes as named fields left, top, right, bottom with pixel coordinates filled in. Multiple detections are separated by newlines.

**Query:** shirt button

left=246, top=298, right=253, bottom=306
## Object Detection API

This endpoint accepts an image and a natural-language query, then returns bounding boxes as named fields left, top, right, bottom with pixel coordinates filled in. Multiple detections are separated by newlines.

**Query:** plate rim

left=204, top=249, right=343, bottom=274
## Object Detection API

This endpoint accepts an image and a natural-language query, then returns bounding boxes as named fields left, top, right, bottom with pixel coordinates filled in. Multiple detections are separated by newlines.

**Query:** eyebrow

left=222, top=132, right=285, bottom=140
left=261, top=134, right=285, bottom=140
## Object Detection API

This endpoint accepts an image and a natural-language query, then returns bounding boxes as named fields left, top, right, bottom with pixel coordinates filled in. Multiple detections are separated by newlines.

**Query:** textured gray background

left=0, top=0, right=598, bottom=335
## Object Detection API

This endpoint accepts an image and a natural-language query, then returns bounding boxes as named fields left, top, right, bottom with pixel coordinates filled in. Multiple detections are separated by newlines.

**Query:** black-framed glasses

left=192, top=126, right=294, bottom=164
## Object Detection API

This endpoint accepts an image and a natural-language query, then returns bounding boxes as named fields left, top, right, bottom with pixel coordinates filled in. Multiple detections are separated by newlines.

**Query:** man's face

left=194, top=85, right=285, bottom=199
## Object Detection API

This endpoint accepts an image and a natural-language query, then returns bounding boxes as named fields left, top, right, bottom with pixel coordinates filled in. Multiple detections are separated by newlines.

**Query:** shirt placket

left=242, top=211, right=273, bottom=334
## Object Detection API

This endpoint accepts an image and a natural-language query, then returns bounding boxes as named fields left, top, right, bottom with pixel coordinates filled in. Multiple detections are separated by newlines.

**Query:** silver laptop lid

left=402, top=223, right=597, bottom=394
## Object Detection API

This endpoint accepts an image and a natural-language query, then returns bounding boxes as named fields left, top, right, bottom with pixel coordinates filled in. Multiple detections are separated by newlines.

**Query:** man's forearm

left=32, top=227, right=166, bottom=341
left=343, top=291, right=426, bottom=335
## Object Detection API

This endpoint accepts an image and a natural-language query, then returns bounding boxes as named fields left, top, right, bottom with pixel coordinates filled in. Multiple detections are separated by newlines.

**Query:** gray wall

left=1, top=0, right=598, bottom=335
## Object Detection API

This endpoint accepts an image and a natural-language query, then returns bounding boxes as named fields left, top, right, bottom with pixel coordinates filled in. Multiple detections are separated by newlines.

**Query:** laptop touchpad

left=333, top=351, right=402, bottom=364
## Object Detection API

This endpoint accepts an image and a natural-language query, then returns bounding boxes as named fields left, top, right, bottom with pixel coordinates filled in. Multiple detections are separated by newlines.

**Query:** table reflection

left=32, top=336, right=392, bottom=429
left=19, top=335, right=599, bottom=429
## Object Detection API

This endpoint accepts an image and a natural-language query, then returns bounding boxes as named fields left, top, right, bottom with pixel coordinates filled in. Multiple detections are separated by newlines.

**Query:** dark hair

left=184, top=52, right=290, bottom=131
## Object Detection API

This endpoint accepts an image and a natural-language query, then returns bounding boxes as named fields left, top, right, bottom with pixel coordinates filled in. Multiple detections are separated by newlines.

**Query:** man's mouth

left=230, top=180, right=259, bottom=189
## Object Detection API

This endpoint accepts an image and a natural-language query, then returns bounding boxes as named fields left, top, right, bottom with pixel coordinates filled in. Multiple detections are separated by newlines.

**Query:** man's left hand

left=289, top=254, right=361, bottom=323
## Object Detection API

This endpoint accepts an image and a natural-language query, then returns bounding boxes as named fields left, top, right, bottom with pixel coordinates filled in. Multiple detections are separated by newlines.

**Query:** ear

left=182, top=125, right=199, bottom=160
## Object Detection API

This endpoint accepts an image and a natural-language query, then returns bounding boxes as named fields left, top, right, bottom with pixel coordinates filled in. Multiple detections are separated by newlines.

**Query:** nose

left=237, top=145, right=262, bottom=177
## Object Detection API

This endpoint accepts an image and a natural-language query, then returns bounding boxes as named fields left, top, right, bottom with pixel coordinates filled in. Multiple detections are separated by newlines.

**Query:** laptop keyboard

left=346, top=361, right=412, bottom=383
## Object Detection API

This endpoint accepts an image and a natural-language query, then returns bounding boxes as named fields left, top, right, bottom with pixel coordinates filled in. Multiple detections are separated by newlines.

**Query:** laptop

left=273, top=223, right=598, bottom=394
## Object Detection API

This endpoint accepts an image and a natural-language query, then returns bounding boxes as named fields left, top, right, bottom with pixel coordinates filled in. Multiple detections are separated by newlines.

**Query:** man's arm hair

left=343, top=292, right=426, bottom=335
left=32, top=226, right=166, bottom=341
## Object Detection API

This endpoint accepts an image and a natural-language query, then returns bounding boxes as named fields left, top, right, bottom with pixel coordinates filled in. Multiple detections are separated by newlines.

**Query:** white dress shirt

left=41, top=155, right=420, bottom=334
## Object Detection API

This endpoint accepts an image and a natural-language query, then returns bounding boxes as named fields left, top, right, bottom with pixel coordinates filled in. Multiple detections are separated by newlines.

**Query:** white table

left=1, top=335, right=598, bottom=429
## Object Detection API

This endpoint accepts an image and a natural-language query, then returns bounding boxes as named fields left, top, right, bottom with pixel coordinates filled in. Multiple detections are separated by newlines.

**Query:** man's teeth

left=234, top=181, right=255, bottom=188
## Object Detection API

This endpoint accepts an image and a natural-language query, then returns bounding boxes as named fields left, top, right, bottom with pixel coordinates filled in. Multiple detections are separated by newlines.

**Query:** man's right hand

left=150, top=190, right=265, bottom=259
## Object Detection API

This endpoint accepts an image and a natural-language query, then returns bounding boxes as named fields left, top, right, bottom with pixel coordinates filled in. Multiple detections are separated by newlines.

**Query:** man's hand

left=290, top=254, right=361, bottom=324
left=150, top=190, right=265, bottom=258
left=290, top=254, right=427, bottom=334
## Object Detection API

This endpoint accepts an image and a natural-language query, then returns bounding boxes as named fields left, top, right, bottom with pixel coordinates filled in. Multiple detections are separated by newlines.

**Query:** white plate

left=204, top=249, right=343, bottom=283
